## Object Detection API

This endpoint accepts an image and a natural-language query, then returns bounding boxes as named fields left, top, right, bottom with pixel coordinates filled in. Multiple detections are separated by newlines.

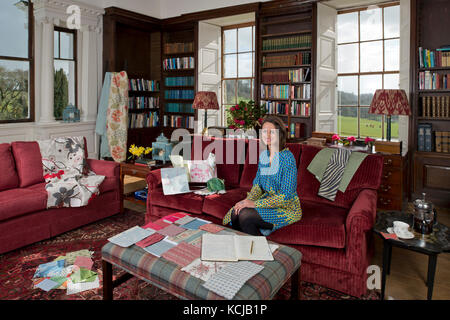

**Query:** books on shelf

left=163, top=115, right=195, bottom=129
left=128, top=96, right=159, bottom=110
left=164, top=42, right=194, bottom=54
left=129, top=111, right=159, bottom=129
left=289, top=68, right=311, bottom=82
left=290, top=84, right=311, bottom=100
left=421, top=95, right=450, bottom=118
left=261, top=69, right=311, bottom=83
left=419, top=71, right=450, bottom=90
left=417, top=123, right=432, bottom=152
left=261, top=101, right=289, bottom=115
left=165, top=76, right=195, bottom=87
left=163, top=57, right=195, bottom=70
left=419, top=47, right=450, bottom=68
left=128, top=79, right=159, bottom=92
left=164, top=89, right=195, bottom=100
left=165, top=103, right=194, bottom=113
left=262, top=52, right=311, bottom=67
left=435, top=131, right=450, bottom=153
left=262, top=34, right=312, bottom=51
left=261, top=84, right=289, bottom=99
left=291, top=101, right=311, bottom=116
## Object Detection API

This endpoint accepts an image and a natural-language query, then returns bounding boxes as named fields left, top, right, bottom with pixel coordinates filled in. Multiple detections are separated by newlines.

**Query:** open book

left=201, top=234, right=274, bottom=262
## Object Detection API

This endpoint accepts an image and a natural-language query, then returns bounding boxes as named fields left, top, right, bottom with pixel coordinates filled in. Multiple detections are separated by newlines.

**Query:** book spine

left=436, top=131, right=442, bottom=152
left=418, top=125, right=425, bottom=151
left=424, top=124, right=432, bottom=152
left=443, top=132, right=449, bottom=153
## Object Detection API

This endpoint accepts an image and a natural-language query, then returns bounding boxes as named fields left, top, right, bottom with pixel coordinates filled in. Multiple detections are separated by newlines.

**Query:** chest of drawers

left=377, top=153, right=407, bottom=211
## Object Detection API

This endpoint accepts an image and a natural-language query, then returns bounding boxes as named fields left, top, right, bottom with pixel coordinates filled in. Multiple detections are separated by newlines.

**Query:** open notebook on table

left=201, top=234, right=274, bottom=262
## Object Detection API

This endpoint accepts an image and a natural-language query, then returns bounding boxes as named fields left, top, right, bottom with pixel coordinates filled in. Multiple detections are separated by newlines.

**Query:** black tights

left=230, top=208, right=273, bottom=236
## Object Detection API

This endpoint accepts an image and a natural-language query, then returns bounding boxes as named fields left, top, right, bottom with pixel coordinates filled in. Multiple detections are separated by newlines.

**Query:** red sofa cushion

left=268, top=200, right=348, bottom=249
left=11, top=141, right=45, bottom=188
left=0, top=188, right=47, bottom=222
left=298, top=145, right=383, bottom=209
left=150, top=187, right=205, bottom=214
left=202, top=187, right=250, bottom=220
left=0, top=143, right=19, bottom=191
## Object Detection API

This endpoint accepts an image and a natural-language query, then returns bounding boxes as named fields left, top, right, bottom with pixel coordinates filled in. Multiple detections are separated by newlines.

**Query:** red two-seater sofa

left=146, top=136, right=384, bottom=297
left=0, top=140, right=121, bottom=254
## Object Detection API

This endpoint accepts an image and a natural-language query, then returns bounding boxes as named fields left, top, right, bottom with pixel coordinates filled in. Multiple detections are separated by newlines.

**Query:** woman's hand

left=234, top=199, right=256, bottom=215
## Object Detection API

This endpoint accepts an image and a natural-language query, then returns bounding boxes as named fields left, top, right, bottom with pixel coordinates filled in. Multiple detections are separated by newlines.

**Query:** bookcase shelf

left=419, top=89, right=450, bottom=93
left=262, top=47, right=312, bottom=54
left=419, top=66, right=450, bottom=71
left=260, top=16, right=312, bottom=26
left=262, top=30, right=312, bottom=38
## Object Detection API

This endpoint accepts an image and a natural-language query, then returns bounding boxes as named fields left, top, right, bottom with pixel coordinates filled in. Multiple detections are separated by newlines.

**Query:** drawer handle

left=384, top=159, right=393, bottom=166
left=380, top=185, right=391, bottom=192
left=383, top=172, right=392, bottom=179
left=379, top=198, right=392, bottom=205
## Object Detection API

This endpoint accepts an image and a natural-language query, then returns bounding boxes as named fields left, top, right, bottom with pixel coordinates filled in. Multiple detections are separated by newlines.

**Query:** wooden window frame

left=0, top=1, right=34, bottom=124
left=337, top=2, right=400, bottom=139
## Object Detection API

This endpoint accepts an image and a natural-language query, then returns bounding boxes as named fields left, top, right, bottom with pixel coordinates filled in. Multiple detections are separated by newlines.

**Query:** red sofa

left=146, top=137, right=383, bottom=297
left=0, top=140, right=121, bottom=254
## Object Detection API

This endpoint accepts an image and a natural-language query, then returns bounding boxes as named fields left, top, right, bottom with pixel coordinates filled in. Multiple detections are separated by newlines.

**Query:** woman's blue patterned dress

left=222, top=148, right=302, bottom=235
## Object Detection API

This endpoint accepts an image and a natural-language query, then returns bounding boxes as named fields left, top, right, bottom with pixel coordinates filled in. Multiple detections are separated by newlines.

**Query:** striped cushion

left=101, top=226, right=302, bottom=300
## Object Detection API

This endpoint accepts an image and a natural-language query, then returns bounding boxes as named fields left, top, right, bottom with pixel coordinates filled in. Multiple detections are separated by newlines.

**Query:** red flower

left=258, top=118, right=263, bottom=124
left=229, top=125, right=236, bottom=129
left=332, top=134, right=340, bottom=141
left=111, top=110, right=123, bottom=122
left=347, top=136, right=356, bottom=142
left=230, top=106, right=235, bottom=112
left=365, top=137, right=375, bottom=143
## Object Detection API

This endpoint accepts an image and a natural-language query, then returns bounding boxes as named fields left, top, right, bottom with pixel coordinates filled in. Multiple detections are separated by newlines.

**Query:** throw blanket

left=308, top=148, right=368, bottom=201
left=38, top=137, right=105, bottom=208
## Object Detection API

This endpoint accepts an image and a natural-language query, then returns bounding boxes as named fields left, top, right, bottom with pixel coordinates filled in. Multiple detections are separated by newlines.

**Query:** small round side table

left=373, top=211, right=450, bottom=300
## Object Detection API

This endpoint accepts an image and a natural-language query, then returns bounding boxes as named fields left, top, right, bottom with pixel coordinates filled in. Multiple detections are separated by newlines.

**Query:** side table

left=373, top=211, right=450, bottom=300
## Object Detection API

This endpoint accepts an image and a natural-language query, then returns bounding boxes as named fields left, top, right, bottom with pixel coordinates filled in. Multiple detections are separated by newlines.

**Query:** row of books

left=163, top=57, right=195, bottom=70
left=418, top=47, right=450, bottom=68
left=164, top=42, right=194, bottom=54
left=435, top=131, right=450, bottom=153
left=128, top=96, right=159, bottom=110
left=165, top=103, right=194, bottom=113
left=262, top=34, right=312, bottom=51
left=262, top=52, right=311, bottom=67
left=289, top=68, right=311, bottom=82
left=128, top=112, right=159, bottom=129
left=291, top=101, right=311, bottom=116
left=164, top=89, right=195, bottom=100
left=165, top=76, right=195, bottom=87
left=261, top=101, right=289, bottom=114
left=261, top=68, right=311, bottom=83
left=163, top=115, right=195, bottom=129
left=128, top=79, right=159, bottom=92
left=421, top=96, right=450, bottom=118
left=261, top=84, right=290, bottom=100
left=419, top=71, right=450, bottom=90
left=289, top=122, right=305, bottom=139
left=291, top=84, right=311, bottom=100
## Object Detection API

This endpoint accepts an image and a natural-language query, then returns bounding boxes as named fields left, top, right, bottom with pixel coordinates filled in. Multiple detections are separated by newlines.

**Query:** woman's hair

left=261, top=115, right=287, bottom=150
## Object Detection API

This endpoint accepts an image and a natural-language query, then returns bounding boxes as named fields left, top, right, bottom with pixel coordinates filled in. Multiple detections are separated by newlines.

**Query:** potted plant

left=227, top=100, right=266, bottom=138
left=128, top=144, right=152, bottom=163
left=365, top=137, right=376, bottom=153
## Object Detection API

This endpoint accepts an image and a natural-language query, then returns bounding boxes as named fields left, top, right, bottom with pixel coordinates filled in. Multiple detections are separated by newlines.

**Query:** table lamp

left=369, top=89, right=410, bottom=141
left=192, top=91, right=219, bottom=134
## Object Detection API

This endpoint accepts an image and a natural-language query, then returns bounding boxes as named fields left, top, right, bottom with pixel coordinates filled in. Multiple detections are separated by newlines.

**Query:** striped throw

left=317, top=148, right=351, bottom=201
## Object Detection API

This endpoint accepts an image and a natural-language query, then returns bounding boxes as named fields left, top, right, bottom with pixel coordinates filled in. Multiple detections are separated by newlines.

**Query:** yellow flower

left=145, top=147, right=152, bottom=155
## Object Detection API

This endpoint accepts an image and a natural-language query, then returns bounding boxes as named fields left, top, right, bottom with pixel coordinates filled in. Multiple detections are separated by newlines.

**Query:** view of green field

left=338, top=115, right=399, bottom=139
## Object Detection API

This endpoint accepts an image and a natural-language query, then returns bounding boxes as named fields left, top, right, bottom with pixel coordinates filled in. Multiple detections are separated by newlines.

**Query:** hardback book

left=201, top=234, right=273, bottom=262
left=418, top=125, right=425, bottom=152
left=424, top=124, right=433, bottom=152
left=435, top=131, right=442, bottom=153
left=443, top=132, right=449, bottom=153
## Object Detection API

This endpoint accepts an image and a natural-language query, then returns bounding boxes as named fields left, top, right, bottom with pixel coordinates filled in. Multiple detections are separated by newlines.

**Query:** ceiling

left=202, top=12, right=255, bottom=27
left=322, top=0, right=393, bottom=9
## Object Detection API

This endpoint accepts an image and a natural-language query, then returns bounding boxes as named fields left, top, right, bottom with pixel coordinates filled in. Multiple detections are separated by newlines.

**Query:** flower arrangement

left=332, top=134, right=356, bottom=146
left=227, top=100, right=266, bottom=131
left=128, top=144, right=152, bottom=162
left=364, top=137, right=375, bottom=147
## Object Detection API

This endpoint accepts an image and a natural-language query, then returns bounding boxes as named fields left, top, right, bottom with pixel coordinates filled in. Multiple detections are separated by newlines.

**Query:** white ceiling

left=323, top=0, right=392, bottom=10
left=202, top=12, right=255, bottom=27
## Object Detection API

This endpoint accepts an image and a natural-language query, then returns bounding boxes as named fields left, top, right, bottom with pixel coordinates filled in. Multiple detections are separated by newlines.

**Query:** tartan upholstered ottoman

left=101, top=225, right=302, bottom=300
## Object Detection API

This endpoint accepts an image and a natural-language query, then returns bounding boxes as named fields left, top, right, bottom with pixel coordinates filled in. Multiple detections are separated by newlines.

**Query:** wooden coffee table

left=101, top=223, right=302, bottom=300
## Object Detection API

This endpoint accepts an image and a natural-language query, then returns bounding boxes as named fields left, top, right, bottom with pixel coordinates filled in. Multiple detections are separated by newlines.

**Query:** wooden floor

left=124, top=177, right=450, bottom=300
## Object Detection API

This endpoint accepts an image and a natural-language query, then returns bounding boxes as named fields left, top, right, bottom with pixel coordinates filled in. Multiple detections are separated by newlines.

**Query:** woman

left=222, top=115, right=302, bottom=236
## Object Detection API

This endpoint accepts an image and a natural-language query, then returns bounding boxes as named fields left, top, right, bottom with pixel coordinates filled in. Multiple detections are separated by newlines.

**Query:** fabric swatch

left=64, top=249, right=93, bottom=266
left=199, top=224, right=224, bottom=233
left=157, top=224, right=187, bottom=237
left=161, top=242, right=201, bottom=267
left=181, top=258, right=229, bottom=282
left=70, top=268, right=97, bottom=283
left=136, top=233, right=165, bottom=248
left=168, top=229, right=202, bottom=243
left=33, top=260, right=65, bottom=278
left=181, top=218, right=211, bottom=230
left=36, top=279, right=59, bottom=292
left=153, top=219, right=171, bottom=229
left=142, top=221, right=164, bottom=231
left=73, top=256, right=93, bottom=270
left=67, top=276, right=99, bottom=295
left=174, top=215, right=195, bottom=226
left=184, top=230, right=206, bottom=247
left=143, top=238, right=178, bottom=258
left=107, top=226, right=154, bottom=247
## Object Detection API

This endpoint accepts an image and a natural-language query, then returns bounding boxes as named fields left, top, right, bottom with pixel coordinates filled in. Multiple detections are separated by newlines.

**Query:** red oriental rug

left=0, top=209, right=379, bottom=300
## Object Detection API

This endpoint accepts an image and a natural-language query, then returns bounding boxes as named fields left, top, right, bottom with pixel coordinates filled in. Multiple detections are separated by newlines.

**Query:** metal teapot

left=413, top=193, right=437, bottom=235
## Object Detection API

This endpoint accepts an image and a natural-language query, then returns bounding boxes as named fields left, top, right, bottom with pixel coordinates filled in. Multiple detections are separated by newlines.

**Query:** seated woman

left=222, top=115, right=302, bottom=236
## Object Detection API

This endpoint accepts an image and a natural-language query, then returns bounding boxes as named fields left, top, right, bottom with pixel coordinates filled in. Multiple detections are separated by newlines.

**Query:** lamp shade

left=369, top=89, right=411, bottom=116
left=192, top=91, right=219, bottom=110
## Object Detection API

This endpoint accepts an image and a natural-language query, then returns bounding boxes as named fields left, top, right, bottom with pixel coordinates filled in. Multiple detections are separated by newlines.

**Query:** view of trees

left=0, top=65, right=29, bottom=121
left=54, top=68, right=68, bottom=119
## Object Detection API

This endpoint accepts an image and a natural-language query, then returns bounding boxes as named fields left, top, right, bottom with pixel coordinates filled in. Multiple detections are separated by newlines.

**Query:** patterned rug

left=0, top=209, right=379, bottom=300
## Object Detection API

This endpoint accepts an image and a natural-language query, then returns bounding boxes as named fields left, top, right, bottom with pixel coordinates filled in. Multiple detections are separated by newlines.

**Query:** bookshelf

left=161, top=23, right=198, bottom=134
left=411, top=0, right=450, bottom=206
left=257, top=2, right=316, bottom=141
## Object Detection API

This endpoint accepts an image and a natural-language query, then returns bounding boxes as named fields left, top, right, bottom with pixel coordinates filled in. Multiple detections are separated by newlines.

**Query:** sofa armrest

left=87, top=159, right=120, bottom=178
left=146, top=169, right=162, bottom=191
left=345, top=188, right=378, bottom=233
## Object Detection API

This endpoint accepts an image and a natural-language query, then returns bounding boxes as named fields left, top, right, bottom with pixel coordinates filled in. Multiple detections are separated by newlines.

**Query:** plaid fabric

left=101, top=226, right=302, bottom=300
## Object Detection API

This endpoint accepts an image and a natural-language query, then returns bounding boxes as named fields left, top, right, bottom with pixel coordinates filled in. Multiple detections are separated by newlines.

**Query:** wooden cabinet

left=377, top=153, right=408, bottom=211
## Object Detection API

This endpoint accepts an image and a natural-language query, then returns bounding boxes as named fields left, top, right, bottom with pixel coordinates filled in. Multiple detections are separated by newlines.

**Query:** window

left=337, top=3, right=400, bottom=139
left=222, top=23, right=255, bottom=124
left=0, top=0, right=33, bottom=123
left=54, top=27, right=77, bottom=120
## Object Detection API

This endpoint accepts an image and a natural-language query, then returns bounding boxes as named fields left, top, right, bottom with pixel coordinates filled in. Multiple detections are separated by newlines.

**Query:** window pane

left=54, top=31, right=59, bottom=58
left=238, top=27, right=252, bottom=52
left=237, top=79, right=252, bottom=103
left=0, top=59, right=29, bottom=120
left=60, top=32, right=74, bottom=60
left=338, top=107, right=358, bottom=137
left=360, top=40, right=383, bottom=72
left=360, top=107, right=382, bottom=139
left=384, top=39, right=399, bottom=71
left=337, top=12, right=358, bottom=44
left=338, top=44, right=358, bottom=73
left=384, top=5, right=400, bottom=38
left=238, top=53, right=252, bottom=78
left=360, top=7, right=382, bottom=41
left=0, top=0, right=28, bottom=58
left=223, top=80, right=236, bottom=104
left=360, top=74, right=382, bottom=106
left=385, top=115, right=399, bottom=139
left=338, top=76, right=358, bottom=106
left=224, top=29, right=237, bottom=54
left=224, top=54, right=237, bottom=78
left=384, top=73, right=399, bottom=89
left=54, top=60, right=76, bottom=119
